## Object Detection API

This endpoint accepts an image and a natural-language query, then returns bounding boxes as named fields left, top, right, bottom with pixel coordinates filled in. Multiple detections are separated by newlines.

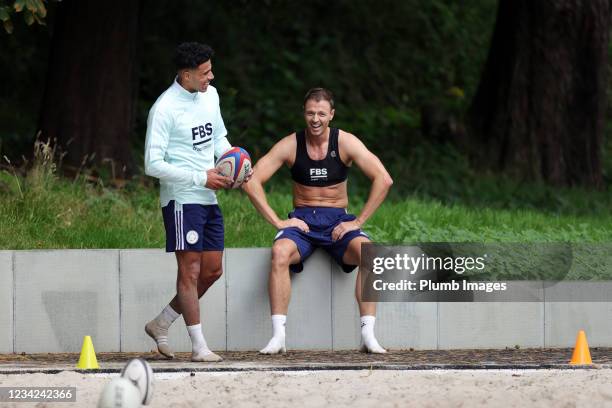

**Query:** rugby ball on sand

left=215, top=147, right=251, bottom=189
left=97, top=378, right=142, bottom=408
left=120, top=358, right=154, bottom=405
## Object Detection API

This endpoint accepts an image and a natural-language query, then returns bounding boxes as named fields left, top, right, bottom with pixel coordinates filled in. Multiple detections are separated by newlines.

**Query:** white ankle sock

left=361, top=315, right=376, bottom=337
left=272, top=314, right=286, bottom=338
left=259, top=315, right=287, bottom=354
left=360, top=315, right=386, bottom=353
left=186, top=323, right=209, bottom=353
left=155, top=305, right=180, bottom=329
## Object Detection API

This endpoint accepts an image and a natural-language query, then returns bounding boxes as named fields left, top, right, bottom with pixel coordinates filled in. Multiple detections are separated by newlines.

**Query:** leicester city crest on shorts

left=186, top=230, right=199, bottom=244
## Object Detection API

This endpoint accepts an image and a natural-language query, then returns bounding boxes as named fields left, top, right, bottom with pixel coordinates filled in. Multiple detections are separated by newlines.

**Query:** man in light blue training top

left=143, top=42, right=236, bottom=362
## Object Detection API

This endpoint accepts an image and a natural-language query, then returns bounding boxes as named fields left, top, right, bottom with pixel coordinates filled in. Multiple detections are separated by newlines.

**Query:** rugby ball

left=215, top=147, right=251, bottom=188
left=120, top=358, right=154, bottom=405
left=97, top=378, right=142, bottom=408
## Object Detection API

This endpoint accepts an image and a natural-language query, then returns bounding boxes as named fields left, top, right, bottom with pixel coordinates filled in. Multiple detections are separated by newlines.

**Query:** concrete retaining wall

left=1, top=249, right=610, bottom=353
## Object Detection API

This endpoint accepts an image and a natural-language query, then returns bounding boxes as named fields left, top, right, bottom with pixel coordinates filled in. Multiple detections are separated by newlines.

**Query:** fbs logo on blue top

left=192, top=123, right=213, bottom=151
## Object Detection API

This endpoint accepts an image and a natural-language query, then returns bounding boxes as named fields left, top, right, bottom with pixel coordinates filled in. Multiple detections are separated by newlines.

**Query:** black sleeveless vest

left=290, top=128, right=349, bottom=187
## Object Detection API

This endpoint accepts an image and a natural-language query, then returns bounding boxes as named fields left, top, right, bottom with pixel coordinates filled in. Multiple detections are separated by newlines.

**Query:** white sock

left=272, top=314, right=286, bottom=338
left=155, top=305, right=180, bottom=329
left=260, top=315, right=286, bottom=354
left=186, top=323, right=210, bottom=354
left=147, top=305, right=180, bottom=349
left=360, top=315, right=386, bottom=353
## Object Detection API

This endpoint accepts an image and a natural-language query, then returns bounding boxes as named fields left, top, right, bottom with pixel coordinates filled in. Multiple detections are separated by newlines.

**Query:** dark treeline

left=0, top=1, right=497, bottom=171
left=1, top=0, right=610, bottom=192
left=137, top=1, right=497, bottom=164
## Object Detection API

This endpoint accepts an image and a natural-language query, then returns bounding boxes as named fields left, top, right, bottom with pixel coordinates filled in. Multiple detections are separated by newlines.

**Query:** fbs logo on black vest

left=192, top=123, right=212, bottom=151
left=310, top=168, right=328, bottom=180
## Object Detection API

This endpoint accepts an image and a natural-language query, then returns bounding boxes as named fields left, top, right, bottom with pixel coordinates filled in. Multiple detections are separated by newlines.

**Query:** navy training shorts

left=162, top=200, right=224, bottom=252
left=273, top=207, right=370, bottom=273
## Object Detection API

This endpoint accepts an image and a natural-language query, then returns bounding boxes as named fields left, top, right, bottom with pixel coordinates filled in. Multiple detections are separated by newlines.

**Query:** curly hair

left=174, top=42, right=215, bottom=70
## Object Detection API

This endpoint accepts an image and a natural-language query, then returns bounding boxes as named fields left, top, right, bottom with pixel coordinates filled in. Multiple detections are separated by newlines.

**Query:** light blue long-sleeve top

left=144, top=79, right=232, bottom=206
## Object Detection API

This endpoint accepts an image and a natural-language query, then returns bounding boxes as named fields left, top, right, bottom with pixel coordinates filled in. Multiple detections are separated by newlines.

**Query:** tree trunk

left=38, top=0, right=139, bottom=175
left=469, top=0, right=610, bottom=188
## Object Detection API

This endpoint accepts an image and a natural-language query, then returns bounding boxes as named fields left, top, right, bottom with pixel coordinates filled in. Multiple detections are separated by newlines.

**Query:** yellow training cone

left=76, top=335, right=99, bottom=369
left=569, top=330, right=592, bottom=365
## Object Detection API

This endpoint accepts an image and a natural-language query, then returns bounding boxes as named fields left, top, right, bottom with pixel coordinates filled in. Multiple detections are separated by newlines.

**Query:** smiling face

left=303, top=98, right=335, bottom=137
left=179, top=60, right=214, bottom=93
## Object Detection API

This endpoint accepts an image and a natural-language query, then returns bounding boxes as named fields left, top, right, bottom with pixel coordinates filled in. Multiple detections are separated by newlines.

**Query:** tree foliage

left=38, top=0, right=139, bottom=174
left=137, top=0, right=497, bottom=163
left=469, top=0, right=610, bottom=187
left=2, top=0, right=609, bottom=190
left=0, top=0, right=499, bottom=167
left=0, top=0, right=47, bottom=33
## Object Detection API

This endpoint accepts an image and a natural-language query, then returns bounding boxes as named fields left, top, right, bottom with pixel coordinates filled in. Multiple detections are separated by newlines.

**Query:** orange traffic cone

left=569, top=330, right=592, bottom=365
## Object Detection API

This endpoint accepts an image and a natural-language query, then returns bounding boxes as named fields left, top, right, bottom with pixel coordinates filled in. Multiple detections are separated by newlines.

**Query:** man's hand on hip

left=205, top=169, right=234, bottom=190
left=332, top=220, right=361, bottom=241
left=276, top=218, right=309, bottom=233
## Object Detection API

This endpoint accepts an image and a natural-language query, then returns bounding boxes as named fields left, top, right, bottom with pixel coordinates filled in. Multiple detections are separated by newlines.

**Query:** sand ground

left=1, top=369, right=612, bottom=407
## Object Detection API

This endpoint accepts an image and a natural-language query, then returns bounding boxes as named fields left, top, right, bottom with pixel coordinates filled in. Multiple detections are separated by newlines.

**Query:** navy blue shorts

left=273, top=207, right=370, bottom=273
left=161, top=201, right=224, bottom=252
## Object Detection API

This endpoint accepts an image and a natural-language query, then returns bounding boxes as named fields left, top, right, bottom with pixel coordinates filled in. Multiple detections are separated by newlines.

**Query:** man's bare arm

left=332, top=132, right=393, bottom=240
left=242, top=135, right=308, bottom=232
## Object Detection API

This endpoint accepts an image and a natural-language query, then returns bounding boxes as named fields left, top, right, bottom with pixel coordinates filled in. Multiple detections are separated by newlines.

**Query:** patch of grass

left=1, top=172, right=611, bottom=249
left=0, top=139, right=610, bottom=249
left=367, top=143, right=612, bottom=217
left=364, top=199, right=611, bottom=243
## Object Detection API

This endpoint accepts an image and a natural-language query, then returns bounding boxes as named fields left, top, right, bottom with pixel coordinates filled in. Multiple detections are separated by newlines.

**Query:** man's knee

left=178, top=268, right=199, bottom=290
left=177, top=255, right=200, bottom=287
left=200, top=266, right=223, bottom=283
left=344, top=237, right=369, bottom=266
left=271, top=241, right=295, bottom=270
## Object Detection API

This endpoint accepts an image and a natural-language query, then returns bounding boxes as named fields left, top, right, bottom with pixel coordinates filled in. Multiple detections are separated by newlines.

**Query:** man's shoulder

left=337, top=128, right=356, bottom=138
left=337, top=129, right=372, bottom=162
left=205, top=84, right=219, bottom=95
left=276, top=133, right=297, bottom=149
left=281, top=132, right=297, bottom=142
left=265, top=133, right=296, bottom=160
left=150, top=85, right=176, bottom=115
left=337, top=129, right=361, bottom=146
left=199, top=85, right=220, bottom=102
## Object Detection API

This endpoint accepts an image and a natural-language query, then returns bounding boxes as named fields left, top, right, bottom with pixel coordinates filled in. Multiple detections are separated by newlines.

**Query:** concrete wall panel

left=0, top=251, right=13, bottom=353
left=14, top=250, right=120, bottom=353
left=120, top=249, right=226, bottom=353
left=226, top=248, right=332, bottom=350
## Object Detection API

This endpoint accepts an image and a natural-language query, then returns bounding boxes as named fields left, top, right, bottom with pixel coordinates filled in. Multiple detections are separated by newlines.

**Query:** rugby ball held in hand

left=215, top=147, right=251, bottom=188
